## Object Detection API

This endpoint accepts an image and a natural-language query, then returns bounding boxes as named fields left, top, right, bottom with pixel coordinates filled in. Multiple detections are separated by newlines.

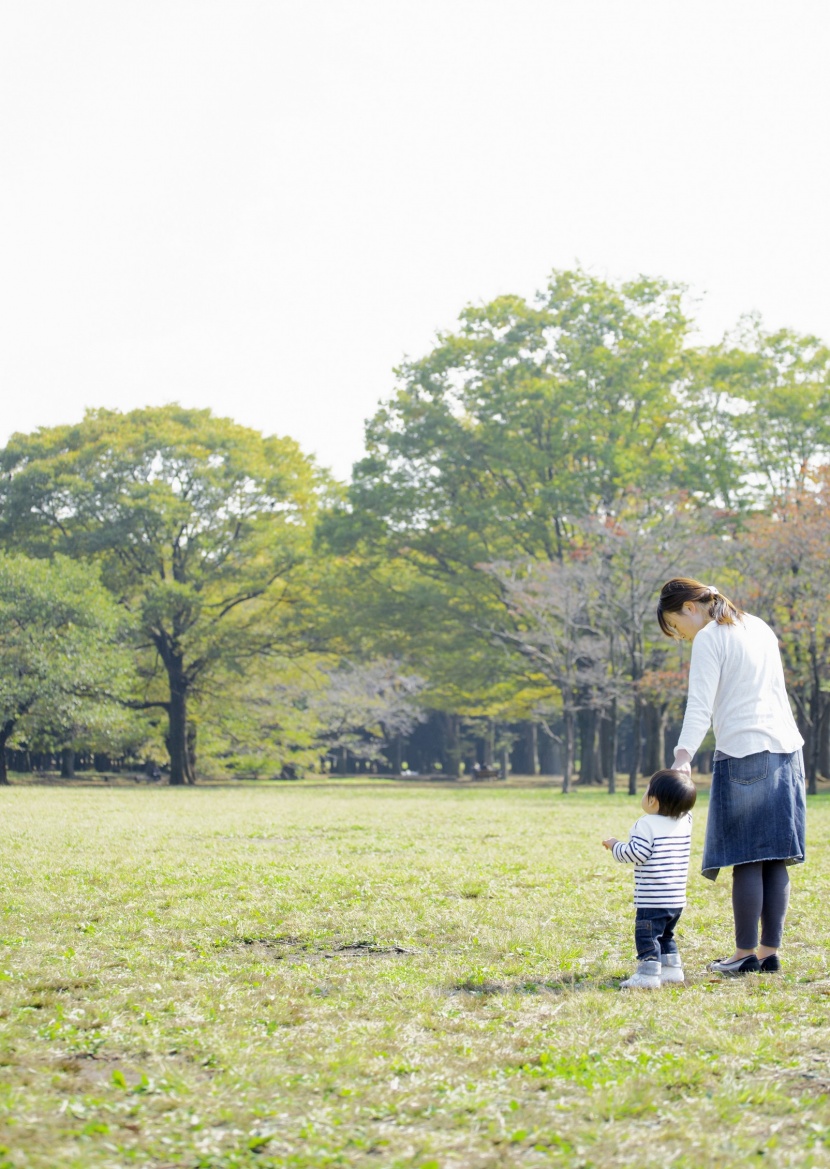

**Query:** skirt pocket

left=727, top=750, right=770, bottom=785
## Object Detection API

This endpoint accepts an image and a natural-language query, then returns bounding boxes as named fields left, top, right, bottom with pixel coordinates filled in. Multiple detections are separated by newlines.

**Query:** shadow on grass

left=448, top=970, right=738, bottom=994
left=450, top=973, right=623, bottom=996
left=213, top=935, right=418, bottom=959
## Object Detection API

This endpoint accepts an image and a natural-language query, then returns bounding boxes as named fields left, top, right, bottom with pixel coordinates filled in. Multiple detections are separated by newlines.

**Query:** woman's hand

left=673, top=748, right=693, bottom=779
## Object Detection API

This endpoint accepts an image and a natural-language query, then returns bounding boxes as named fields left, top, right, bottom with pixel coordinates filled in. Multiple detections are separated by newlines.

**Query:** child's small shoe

left=620, top=960, right=661, bottom=989
left=660, top=952, right=685, bottom=983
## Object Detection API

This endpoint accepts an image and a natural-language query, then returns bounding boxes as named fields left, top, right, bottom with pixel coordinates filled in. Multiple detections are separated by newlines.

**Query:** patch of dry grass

left=1, top=782, right=830, bottom=1168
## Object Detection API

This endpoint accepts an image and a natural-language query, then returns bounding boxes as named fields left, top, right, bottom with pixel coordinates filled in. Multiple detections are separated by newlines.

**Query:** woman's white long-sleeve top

left=676, top=612, right=803, bottom=760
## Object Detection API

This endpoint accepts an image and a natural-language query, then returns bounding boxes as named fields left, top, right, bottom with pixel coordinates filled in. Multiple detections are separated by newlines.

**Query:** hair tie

left=707, top=585, right=719, bottom=596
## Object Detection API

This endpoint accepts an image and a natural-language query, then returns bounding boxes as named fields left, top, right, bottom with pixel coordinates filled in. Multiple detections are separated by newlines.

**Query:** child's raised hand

left=602, top=837, right=617, bottom=850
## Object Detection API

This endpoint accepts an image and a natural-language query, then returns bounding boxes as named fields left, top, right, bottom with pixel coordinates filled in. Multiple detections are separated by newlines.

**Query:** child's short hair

left=647, top=769, right=697, bottom=818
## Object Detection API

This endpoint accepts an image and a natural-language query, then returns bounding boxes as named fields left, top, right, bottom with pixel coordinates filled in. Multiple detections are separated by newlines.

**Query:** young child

left=602, top=769, right=697, bottom=988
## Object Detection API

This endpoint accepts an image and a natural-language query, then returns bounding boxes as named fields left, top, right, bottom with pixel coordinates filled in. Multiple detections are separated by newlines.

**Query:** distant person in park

left=603, top=769, right=697, bottom=988
left=657, top=578, right=806, bottom=975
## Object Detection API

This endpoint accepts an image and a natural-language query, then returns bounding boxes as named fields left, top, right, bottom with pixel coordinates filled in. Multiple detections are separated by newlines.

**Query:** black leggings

left=732, top=861, right=791, bottom=950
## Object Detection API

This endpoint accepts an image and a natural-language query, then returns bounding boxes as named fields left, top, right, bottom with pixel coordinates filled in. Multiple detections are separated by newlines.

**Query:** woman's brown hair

left=657, top=577, right=743, bottom=638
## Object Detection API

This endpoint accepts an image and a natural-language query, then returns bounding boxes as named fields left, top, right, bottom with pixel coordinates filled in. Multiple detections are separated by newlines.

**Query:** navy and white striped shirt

left=611, top=812, right=693, bottom=907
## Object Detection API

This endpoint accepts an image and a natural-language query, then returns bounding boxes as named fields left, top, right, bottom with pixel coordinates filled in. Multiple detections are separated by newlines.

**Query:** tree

left=484, top=554, right=605, bottom=792
left=592, top=501, right=717, bottom=792
left=307, top=539, right=548, bottom=775
left=0, top=407, right=322, bottom=784
left=194, top=655, right=330, bottom=780
left=0, top=553, right=132, bottom=783
left=194, top=655, right=426, bottom=780
left=682, top=319, right=830, bottom=509
left=343, top=270, right=693, bottom=579
left=309, top=660, right=425, bottom=773
left=741, top=324, right=830, bottom=499
left=738, top=474, right=830, bottom=794
left=318, top=270, right=699, bottom=781
left=679, top=342, right=761, bottom=511
left=482, top=498, right=720, bottom=793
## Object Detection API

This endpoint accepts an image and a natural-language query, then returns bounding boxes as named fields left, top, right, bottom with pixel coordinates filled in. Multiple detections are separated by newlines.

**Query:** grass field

left=2, top=779, right=830, bottom=1169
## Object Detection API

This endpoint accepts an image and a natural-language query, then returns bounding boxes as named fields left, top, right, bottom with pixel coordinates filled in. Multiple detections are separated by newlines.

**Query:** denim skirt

left=701, top=749, right=806, bottom=881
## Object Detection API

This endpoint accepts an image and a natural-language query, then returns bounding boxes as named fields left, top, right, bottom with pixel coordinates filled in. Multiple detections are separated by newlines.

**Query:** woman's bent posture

left=657, top=578, right=806, bottom=975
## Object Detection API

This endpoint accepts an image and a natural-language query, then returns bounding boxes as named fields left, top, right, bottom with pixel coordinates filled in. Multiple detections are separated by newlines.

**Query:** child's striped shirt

left=611, top=812, right=693, bottom=907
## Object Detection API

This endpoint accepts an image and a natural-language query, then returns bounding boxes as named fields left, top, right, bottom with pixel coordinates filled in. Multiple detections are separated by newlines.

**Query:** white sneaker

left=620, top=960, right=661, bottom=989
left=660, top=953, right=685, bottom=983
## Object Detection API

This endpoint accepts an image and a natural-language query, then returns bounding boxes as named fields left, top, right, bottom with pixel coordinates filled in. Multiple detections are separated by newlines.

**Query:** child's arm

left=605, top=820, right=654, bottom=864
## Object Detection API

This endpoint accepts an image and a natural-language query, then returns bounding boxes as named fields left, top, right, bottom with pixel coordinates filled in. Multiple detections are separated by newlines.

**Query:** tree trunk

left=390, top=733, right=403, bottom=775
left=628, top=694, right=642, bottom=796
left=793, top=688, right=810, bottom=787
left=442, top=712, right=460, bottom=778
left=509, top=723, right=526, bottom=775
left=482, top=721, right=494, bottom=768
left=496, top=724, right=510, bottom=780
left=577, top=708, right=599, bottom=784
left=538, top=726, right=558, bottom=776
left=819, top=692, right=830, bottom=781
left=562, top=708, right=574, bottom=794
left=600, top=701, right=618, bottom=794
left=808, top=643, right=820, bottom=796
left=641, top=703, right=657, bottom=776
left=166, top=670, right=190, bottom=786
left=60, top=747, right=75, bottom=779
left=185, top=722, right=197, bottom=784
left=527, top=721, right=539, bottom=775
left=641, top=703, right=667, bottom=777
left=0, top=720, right=13, bottom=785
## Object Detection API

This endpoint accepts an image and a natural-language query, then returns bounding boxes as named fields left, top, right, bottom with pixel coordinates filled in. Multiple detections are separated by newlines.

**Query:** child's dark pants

left=635, top=907, right=683, bottom=961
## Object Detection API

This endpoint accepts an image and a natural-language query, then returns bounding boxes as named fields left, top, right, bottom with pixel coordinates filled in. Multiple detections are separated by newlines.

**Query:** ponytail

left=657, top=577, right=742, bottom=638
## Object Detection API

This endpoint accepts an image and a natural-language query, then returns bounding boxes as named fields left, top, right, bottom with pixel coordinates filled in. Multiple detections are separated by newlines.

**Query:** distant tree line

left=1, top=269, right=829, bottom=791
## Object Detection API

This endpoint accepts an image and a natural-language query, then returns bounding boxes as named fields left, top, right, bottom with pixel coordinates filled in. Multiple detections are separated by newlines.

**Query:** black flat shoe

left=759, top=954, right=781, bottom=973
left=708, top=954, right=761, bottom=975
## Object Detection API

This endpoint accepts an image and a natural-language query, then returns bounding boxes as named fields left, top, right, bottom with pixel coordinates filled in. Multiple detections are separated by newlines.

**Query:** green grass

left=2, top=780, right=830, bottom=1168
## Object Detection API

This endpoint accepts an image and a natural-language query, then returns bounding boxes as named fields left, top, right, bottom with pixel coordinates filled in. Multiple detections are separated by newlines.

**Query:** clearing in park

left=2, top=779, right=830, bottom=1168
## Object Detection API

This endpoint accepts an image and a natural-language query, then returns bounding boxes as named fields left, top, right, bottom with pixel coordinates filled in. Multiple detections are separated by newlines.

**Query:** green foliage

left=0, top=406, right=325, bottom=782
left=741, top=322, right=830, bottom=498
left=2, top=270, right=830, bottom=778
left=195, top=656, right=426, bottom=779
left=0, top=553, right=136, bottom=775
left=682, top=317, right=830, bottom=507
left=0, top=405, right=321, bottom=650
left=320, top=271, right=706, bottom=729
left=318, top=270, right=830, bottom=778
left=345, top=270, right=693, bottom=568
left=195, top=656, right=330, bottom=779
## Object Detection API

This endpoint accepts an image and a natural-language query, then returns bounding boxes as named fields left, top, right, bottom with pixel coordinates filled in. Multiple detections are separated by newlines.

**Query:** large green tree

left=682, top=320, right=830, bottom=509
left=321, top=270, right=698, bottom=778
left=342, top=269, right=692, bottom=573
left=0, top=553, right=131, bottom=783
left=0, top=407, right=323, bottom=784
left=742, top=324, right=830, bottom=499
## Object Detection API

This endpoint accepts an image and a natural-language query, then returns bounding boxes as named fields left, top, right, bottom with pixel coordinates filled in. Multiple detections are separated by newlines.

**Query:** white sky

left=2, top=1, right=828, bottom=480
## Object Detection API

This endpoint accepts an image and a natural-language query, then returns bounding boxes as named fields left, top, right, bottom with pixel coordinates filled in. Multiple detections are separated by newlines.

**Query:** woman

left=657, top=577, right=806, bottom=975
